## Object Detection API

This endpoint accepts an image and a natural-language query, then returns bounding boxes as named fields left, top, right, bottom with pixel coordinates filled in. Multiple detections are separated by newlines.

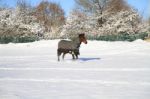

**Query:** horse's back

left=58, top=40, right=74, bottom=49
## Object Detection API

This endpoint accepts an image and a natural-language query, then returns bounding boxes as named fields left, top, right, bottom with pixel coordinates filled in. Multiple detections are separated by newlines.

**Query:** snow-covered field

left=0, top=40, right=150, bottom=99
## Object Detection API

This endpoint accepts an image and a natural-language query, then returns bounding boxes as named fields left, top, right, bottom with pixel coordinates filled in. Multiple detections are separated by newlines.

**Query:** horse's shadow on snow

left=78, top=57, right=101, bottom=61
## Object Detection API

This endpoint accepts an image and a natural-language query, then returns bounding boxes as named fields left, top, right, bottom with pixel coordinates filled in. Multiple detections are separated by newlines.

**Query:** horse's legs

left=57, top=49, right=62, bottom=61
left=72, top=54, right=75, bottom=59
left=62, top=52, right=66, bottom=60
left=74, top=49, right=79, bottom=59
left=75, top=54, right=78, bottom=59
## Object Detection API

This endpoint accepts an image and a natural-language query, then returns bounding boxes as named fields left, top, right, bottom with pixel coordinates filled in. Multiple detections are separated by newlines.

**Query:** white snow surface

left=0, top=39, right=150, bottom=99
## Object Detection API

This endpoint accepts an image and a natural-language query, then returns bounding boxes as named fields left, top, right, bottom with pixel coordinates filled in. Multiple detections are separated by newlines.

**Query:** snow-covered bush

left=0, top=0, right=66, bottom=43
left=60, top=0, right=149, bottom=41
left=0, top=7, right=46, bottom=43
left=61, top=8, right=148, bottom=41
left=60, top=10, right=92, bottom=39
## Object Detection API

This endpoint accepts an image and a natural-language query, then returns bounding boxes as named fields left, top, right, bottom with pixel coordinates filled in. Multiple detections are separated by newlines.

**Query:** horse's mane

left=71, top=36, right=80, bottom=42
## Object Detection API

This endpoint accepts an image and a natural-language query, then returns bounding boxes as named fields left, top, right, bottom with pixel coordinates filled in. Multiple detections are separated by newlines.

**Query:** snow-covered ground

left=0, top=40, right=150, bottom=99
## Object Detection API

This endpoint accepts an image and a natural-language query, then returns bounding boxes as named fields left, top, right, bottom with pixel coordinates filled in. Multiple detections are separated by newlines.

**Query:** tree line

left=0, top=0, right=150, bottom=43
left=61, top=0, right=150, bottom=41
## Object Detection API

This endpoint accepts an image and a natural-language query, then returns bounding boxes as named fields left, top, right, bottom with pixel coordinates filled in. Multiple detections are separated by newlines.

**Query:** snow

left=0, top=40, right=150, bottom=99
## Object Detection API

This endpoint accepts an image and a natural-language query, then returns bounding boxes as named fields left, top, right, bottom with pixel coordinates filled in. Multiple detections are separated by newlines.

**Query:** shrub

left=0, top=36, right=38, bottom=44
left=87, top=32, right=148, bottom=41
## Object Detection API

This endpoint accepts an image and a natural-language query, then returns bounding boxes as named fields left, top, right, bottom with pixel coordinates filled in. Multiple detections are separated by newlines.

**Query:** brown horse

left=57, top=34, right=87, bottom=61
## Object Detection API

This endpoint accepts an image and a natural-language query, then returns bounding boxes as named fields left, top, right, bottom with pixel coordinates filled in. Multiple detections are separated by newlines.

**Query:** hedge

left=0, top=36, right=38, bottom=44
left=87, top=32, right=148, bottom=41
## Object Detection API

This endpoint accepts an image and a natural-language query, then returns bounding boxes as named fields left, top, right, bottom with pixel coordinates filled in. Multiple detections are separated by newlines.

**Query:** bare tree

left=106, top=0, right=130, bottom=13
left=16, top=0, right=31, bottom=11
left=75, top=0, right=131, bottom=27
left=75, top=0, right=110, bottom=27
left=34, top=1, right=65, bottom=32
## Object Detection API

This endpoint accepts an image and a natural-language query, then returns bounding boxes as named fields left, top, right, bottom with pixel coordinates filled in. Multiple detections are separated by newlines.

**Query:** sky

left=127, top=0, right=150, bottom=19
left=0, top=0, right=149, bottom=19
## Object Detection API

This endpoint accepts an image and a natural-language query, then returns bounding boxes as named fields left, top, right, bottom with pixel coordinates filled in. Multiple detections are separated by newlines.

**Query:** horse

left=57, top=33, right=87, bottom=61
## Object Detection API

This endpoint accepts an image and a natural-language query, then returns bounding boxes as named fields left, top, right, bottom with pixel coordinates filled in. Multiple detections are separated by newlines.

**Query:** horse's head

left=79, top=33, right=87, bottom=44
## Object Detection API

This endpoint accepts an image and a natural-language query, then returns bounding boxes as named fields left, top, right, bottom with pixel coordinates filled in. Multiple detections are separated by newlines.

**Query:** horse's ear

left=79, top=33, right=85, bottom=37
